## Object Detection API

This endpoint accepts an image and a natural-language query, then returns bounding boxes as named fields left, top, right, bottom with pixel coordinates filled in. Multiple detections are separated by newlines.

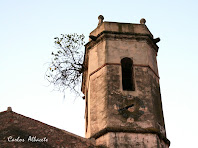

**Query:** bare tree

left=45, top=33, right=85, bottom=97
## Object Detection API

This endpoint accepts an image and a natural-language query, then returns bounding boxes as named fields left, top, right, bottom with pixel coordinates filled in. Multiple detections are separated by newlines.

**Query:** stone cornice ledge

left=90, top=127, right=170, bottom=146
left=85, top=31, right=159, bottom=52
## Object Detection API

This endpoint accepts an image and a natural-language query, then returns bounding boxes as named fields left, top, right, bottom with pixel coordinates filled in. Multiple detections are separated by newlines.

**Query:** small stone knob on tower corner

left=7, top=107, right=12, bottom=112
left=140, top=18, right=146, bottom=24
left=98, top=15, right=104, bottom=26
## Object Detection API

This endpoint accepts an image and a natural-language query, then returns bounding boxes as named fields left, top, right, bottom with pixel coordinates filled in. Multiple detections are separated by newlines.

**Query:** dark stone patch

left=118, top=97, right=145, bottom=121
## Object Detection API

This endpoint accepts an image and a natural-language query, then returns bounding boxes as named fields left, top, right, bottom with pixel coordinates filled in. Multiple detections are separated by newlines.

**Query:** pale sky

left=1, top=1, right=198, bottom=147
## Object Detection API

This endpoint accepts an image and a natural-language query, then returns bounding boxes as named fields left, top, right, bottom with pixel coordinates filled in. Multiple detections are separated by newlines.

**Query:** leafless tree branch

left=45, top=33, right=85, bottom=97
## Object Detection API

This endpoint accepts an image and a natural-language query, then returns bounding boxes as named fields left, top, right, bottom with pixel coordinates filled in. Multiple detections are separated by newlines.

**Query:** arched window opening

left=121, top=57, right=135, bottom=91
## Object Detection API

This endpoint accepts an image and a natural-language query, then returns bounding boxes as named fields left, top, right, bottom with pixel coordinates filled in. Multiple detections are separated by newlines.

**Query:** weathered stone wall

left=89, top=22, right=153, bottom=41
left=87, top=64, right=166, bottom=138
left=86, top=37, right=165, bottom=134
left=105, top=39, right=158, bottom=77
left=96, top=132, right=169, bottom=148
left=87, top=40, right=106, bottom=76
left=87, top=66, right=108, bottom=138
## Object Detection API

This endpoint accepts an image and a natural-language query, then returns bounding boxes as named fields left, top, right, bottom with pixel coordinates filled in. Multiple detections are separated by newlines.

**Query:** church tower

left=82, top=15, right=170, bottom=148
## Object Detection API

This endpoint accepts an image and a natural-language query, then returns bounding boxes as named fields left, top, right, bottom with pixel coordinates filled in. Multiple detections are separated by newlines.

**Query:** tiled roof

left=0, top=107, right=95, bottom=148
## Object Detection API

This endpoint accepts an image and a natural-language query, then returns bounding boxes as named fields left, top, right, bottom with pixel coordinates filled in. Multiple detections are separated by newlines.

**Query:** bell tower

left=82, top=15, right=170, bottom=148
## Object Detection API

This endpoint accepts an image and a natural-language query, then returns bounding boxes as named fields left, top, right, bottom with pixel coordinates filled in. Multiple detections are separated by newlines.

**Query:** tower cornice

left=89, top=127, right=170, bottom=146
left=85, top=31, right=159, bottom=52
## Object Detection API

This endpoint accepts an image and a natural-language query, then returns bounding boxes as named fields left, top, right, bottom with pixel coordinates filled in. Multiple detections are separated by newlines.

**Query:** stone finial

left=7, top=107, right=12, bottom=112
left=98, top=15, right=104, bottom=26
left=140, top=18, right=146, bottom=24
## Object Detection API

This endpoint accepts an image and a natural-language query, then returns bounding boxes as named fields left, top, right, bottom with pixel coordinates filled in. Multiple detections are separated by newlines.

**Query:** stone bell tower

left=82, top=15, right=170, bottom=148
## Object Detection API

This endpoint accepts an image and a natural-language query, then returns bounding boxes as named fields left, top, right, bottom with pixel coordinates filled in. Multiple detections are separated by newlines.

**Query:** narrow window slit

left=121, top=57, right=135, bottom=91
